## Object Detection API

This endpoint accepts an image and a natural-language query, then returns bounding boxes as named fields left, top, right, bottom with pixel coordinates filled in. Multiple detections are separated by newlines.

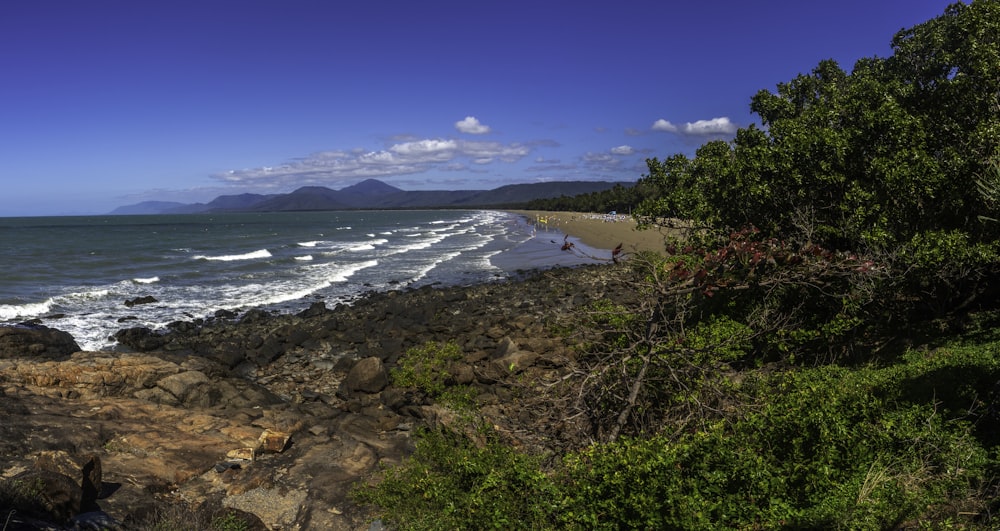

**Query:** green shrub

left=392, top=340, right=475, bottom=410
left=353, top=426, right=561, bottom=530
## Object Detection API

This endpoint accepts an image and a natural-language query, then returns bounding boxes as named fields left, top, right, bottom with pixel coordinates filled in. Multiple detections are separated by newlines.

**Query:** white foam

left=295, top=255, right=314, bottom=261
left=0, top=299, right=53, bottom=320
left=298, top=241, right=323, bottom=248
left=428, top=224, right=459, bottom=233
left=242, top=259, right=379, bottom=306
left=193, top=249, right=272, bottom=261
left=63, top=288, right=112, bottom=302
left=480, top=249, right=504, bottom=268
left=133, top=276, right=160, bottom=284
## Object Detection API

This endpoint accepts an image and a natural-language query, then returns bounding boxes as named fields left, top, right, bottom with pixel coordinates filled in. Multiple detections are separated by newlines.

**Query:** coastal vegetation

left=354, top=2, right=1000, bottom=529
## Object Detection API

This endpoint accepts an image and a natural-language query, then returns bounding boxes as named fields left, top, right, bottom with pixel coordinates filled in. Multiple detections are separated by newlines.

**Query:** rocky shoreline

left=0, top=263, right=633, bottom=530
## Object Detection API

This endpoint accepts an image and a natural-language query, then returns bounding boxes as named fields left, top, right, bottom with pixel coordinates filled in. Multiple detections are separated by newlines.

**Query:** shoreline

left=3, top=210, right=662, bottom=352
left=508, top=210, right=666, bottom=255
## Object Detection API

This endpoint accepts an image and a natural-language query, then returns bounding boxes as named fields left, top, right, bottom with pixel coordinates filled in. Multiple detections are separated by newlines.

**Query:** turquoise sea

left=0, top=210, right=602, bottom=351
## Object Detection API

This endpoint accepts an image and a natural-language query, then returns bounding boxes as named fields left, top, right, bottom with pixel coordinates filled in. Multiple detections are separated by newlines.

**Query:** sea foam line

left=409, top=251, right=463, bottom=283
left=193, top=249, right=272, bottom=261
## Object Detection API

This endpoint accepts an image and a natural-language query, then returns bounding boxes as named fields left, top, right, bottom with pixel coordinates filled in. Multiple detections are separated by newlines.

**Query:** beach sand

left=510, top=210, right=668, bottom=254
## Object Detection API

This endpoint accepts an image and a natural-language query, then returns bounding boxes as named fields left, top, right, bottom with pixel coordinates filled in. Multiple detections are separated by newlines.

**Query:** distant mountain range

left=109, top=179, right=632, bottom=215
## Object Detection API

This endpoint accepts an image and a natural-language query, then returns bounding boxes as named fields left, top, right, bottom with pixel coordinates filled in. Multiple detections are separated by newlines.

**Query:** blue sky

left=1, top=1, right=958, bottom=216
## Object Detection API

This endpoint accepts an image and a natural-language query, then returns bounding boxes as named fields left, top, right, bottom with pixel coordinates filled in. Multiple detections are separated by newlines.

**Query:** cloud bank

left=214, top=137, right=530, bottom=188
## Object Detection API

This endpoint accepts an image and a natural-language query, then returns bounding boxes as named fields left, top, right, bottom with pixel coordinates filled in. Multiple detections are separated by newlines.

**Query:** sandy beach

left=510, top=210, right=668, bottom=255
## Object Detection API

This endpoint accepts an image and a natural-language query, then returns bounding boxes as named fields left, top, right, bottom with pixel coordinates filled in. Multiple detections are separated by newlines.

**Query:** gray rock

left=113, top=327, right=165, bottom=351
left=0, top=324, right=79, bottom=359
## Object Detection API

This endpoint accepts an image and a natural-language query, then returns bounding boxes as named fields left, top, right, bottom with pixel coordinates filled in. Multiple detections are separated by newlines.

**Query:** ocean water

left=0, top=210, right=603, bottom=351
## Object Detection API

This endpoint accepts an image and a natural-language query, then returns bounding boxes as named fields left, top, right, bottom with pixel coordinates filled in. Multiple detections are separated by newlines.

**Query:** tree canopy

left=635, top=0, right=1000, bottom=251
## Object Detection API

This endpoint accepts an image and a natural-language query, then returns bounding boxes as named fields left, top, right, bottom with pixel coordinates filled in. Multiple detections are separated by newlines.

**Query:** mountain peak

left=339, top=179, right=402, bottom=197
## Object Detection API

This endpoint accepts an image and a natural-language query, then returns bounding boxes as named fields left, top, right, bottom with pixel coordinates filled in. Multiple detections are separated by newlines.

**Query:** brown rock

left=156, top=370, right=211, bottom=402
left=227, top=447, right=256, bottom=461
left=449, top=364, right=476, bottom=385
left=257, top=429, right=291, bottom=453
left=494, top=336, right=520, bottom=358
left=493, top=350, right=540, bottom=374
left=339, top=357, right=389, bottom=396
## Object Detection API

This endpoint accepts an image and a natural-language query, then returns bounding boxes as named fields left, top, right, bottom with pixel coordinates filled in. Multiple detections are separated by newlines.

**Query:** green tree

left=637, top=0, right=1000, bottom=250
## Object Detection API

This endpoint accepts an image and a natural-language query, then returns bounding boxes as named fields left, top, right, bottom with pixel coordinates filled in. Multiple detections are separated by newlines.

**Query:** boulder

left=114, top=327, right=166, bottom=351
left=0, top=324, right=79, bottom=359
left=338, top=357, right=389, bottom=397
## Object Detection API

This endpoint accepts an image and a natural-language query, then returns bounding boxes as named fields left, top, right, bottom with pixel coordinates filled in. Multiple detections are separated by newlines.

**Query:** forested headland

left=355, top=2, right=1000, bottom=529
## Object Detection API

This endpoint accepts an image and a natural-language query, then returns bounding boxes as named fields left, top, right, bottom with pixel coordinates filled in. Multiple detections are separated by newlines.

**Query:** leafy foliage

left=352, top=426, right=562, bottom=530
left=521, top=181, right=659, bottom=214
left=391, top=340, right=476, bottom=409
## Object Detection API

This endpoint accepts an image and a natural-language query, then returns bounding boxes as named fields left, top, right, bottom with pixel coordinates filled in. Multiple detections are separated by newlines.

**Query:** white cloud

left=455, top=116, right=491, bottom=134
left=652, top=119, right=678, bottom=132
left=389, top=139, right=458, bottom=161
left=610, top=145, right=635, bottom=156
left=653, top=116, right=738, bottom=137
left=682, top=117, right=737, bottom=136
